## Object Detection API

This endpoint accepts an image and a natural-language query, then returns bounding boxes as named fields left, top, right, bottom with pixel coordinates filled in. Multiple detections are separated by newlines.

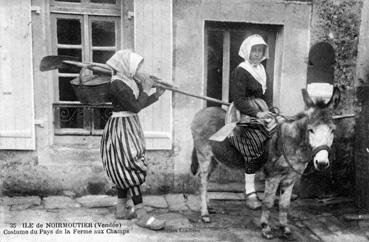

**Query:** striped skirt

left=100, top=115, right=147, bottom=190
left=228, top=126, right=269, bottom=174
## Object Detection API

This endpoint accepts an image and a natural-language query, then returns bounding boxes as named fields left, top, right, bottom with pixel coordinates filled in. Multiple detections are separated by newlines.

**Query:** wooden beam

left=222, top=31, right=231, bottom=108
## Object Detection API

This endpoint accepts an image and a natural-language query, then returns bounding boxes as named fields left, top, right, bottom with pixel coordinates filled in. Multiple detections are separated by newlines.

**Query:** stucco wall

left=1, top=0, right=364, bottom=198
left=172, top=0, right=312, bottom=191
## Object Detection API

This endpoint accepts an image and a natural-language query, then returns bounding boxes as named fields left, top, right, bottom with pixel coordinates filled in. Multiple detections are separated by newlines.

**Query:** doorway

left=205, top=21, right=281, bottom=191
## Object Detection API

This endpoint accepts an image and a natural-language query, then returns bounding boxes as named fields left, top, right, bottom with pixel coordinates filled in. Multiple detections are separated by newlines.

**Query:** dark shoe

left=115, top=205, right=136, bottom=220
left=201, top=215, right=211, bottom=223
left=261, top=223, right=274, bottom=240
left=280, top=226, right=295, bottom=241
left=245, top=192, right=262, bottom=210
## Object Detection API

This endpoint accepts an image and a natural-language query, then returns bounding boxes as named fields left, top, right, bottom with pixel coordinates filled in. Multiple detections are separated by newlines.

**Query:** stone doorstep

left=208, top=192, right=244, bottom=200
left=75, top=195, right=169, bottom=209
left=165, top=194, right=188, bottom=211
left=76, top=195, right=116, bottom=208
left=143, top=195, right=168, bottom=209
left=9, top=204, right=35, bottom=211
left=43, top=196, right=81, bottom=209
left=157, top=212, right=192, bottom=230
left=185, top=194, right=201, bottom=211
left=0, top=196, right=41, bottom=207
left=0, top=193, right=245, bottom=212
left=164, top=193, right=240, bottom=212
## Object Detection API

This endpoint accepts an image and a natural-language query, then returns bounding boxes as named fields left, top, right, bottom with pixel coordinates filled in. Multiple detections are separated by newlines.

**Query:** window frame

left=50, top=0, right=122, bottom=137
left=50, top=0, right=121, bottom=14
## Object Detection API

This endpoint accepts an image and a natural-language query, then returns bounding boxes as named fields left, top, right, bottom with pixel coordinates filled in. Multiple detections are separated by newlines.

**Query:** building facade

left=0, top=0, right=366, bottom=200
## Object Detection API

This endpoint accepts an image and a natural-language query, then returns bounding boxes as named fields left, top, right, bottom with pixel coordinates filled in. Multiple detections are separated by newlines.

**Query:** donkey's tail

left=191, top=148, right=199, bottom=176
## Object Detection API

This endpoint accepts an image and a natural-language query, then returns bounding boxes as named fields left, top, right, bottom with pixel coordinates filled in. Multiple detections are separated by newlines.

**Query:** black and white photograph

left=0, top=0, right=368, bottom=241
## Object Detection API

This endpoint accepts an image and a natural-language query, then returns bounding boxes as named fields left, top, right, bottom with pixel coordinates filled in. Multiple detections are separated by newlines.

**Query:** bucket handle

left=77, top=64, right=114, bottom=85
left=78, top=66, right=88, bottom=85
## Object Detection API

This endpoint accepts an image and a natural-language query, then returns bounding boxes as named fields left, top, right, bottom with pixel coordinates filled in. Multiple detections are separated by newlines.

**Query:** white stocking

left=245, top=173, right=256, bottom=197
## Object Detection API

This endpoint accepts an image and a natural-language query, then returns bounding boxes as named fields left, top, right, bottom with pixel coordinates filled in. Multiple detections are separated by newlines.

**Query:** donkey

left=190, top=88, right=340, bottom=239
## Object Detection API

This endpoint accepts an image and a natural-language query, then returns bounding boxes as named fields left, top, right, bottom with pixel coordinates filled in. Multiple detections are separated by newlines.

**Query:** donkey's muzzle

left=316, top=160, right=330, bottom=170
left=312, top=145, right=331, bottom=171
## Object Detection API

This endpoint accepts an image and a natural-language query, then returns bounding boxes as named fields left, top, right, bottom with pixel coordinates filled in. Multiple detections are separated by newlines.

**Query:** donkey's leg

left=206, top=159, right=218, bottom=214
left=196, top=147, right=213, bottom=223
left=278, top=176, right=296, bottom=238
left=260, top=175, right=281, bottom=240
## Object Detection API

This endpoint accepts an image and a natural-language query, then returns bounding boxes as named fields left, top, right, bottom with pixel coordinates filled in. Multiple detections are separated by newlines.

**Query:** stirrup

left=245, top=191, right=263, bottom=202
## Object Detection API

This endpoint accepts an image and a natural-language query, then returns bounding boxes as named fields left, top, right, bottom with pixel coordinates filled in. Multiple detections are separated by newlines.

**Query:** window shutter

left=0, top=0, right=35, bottom=150
left=135, top=0, right=172, bottom=150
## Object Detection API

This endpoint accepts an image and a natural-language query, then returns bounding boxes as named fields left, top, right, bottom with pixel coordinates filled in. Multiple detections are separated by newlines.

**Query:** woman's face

left=136, top=60, right=144, bottom=75
left=249, top=44, right=265, bottom=64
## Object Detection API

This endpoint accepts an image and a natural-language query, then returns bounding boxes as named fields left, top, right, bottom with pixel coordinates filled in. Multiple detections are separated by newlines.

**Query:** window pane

left=59, top=107, right=84, bottom=129
left=93, top=108, right=112, bottom=130
left=57, top=48, right=82, bottom=73
left=92, top=21, right=115, bottom=46
left=206, top=31, right=223, bottom=107
left=59, top=77, right=78, bottom=101
left=55, top=0, right=81, bottom=2
left=93, top=50, right=115, bottom=63
left=57, top=19, right=81, bottom=45
left=90, top=0, right=116, bottom=4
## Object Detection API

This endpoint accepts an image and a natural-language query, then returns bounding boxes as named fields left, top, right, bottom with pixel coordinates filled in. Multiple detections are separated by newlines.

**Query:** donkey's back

left=191, top=107, right=225, bottom=146
left=191, top=107, right=244, bottom=173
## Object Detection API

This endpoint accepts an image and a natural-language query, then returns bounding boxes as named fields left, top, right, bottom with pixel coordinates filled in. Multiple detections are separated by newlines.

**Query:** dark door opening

left=205, top=21, right=280, bottom=107
left=205, top=21, right=281, bottom=190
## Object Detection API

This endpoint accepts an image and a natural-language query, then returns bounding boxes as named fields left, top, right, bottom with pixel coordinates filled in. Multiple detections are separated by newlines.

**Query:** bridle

left=276, top=118, right=331, bottom=177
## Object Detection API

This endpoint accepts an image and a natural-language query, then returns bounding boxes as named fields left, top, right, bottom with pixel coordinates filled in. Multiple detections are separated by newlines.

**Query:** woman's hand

left=134, top=72, right=154, bottom=93
left=141, top=76, right=154, bottom=93
left=155, top=87, right=166, bottom=98
left=256, top=111, right=274, bottom=119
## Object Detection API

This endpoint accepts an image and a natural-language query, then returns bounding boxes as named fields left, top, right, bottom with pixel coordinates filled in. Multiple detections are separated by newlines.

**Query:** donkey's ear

left=302, top=88, right=314, bottom=108
left=327, top=87, right=341, bottom=109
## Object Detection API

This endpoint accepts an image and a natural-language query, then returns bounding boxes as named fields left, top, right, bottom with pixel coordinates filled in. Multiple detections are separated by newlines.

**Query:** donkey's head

left=302, top=87, right=340, bottom=170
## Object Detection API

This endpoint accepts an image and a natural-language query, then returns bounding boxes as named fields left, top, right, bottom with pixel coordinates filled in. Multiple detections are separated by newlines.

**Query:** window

left=50, top=0, right=123, bottom=136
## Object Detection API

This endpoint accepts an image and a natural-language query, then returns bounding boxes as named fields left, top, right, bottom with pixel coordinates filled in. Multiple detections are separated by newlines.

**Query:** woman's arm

left=111, top=80, right=153, bottom=113
left=142, top=92, right=159, bottom=108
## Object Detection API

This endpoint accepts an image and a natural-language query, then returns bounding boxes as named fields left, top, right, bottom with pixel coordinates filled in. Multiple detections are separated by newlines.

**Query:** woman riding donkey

left=101, top=49, right=166, bottom=230
left=228, top=34, right=277, bottom=209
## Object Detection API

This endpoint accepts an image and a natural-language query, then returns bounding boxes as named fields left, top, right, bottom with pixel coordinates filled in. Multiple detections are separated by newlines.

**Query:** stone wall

left=0, top=150, right=175, bottom=196
left=299, top=0, right=363, bottom=198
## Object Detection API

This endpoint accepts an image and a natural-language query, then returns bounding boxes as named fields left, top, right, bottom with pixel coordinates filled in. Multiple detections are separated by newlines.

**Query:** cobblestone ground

left=1, top=193, right=368, bottom=242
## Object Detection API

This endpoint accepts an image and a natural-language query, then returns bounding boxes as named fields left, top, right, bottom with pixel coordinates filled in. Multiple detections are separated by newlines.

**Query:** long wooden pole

left=63, top=60, right=229, bottom=106
left=157, top=85, right=230, bottom=106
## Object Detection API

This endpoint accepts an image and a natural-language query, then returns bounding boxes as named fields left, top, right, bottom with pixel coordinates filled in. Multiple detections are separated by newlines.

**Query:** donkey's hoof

left=245, top=196, right=262, bottom=210
left=280, top=226, right=295, bottom=241
left=281, top=226, right=292, bottom=235
left=207, top=206, right=216, bottom=214
left=261, top=225, right=274, bottom=240
left=201, top=215, right=211, bottom=223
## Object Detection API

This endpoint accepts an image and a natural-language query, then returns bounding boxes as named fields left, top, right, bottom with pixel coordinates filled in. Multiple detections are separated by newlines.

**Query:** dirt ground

left=1, top=194, right=369, bottom=242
